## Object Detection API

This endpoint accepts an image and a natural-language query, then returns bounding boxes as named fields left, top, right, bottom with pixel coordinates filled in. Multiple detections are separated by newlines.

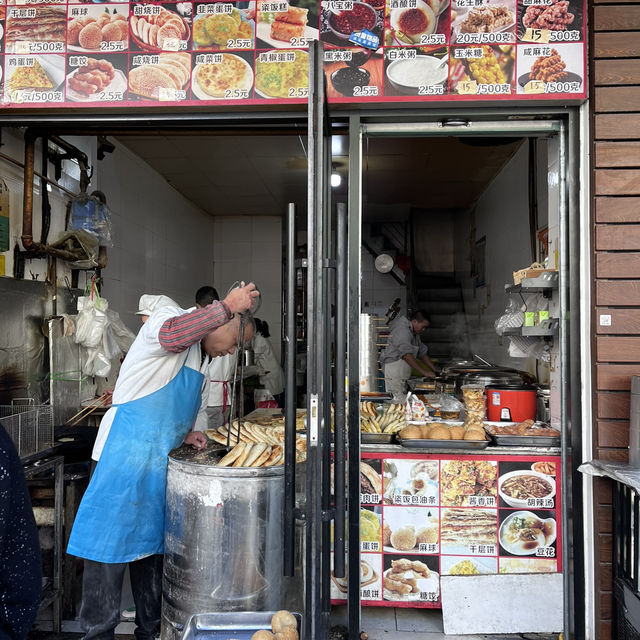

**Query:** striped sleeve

left=159, top=301, right=231, bottom=353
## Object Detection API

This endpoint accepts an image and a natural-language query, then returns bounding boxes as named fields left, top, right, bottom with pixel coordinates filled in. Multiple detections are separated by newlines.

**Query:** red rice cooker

left=485, top=385, right=538, bottom=422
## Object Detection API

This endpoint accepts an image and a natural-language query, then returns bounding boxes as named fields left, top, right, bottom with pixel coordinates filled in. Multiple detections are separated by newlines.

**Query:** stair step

left=415, top=288, right=463, bottom=302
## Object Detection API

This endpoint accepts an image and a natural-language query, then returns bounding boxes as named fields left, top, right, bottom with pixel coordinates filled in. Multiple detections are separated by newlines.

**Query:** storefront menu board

left=0, top=0, right=585, bottom=108
left=330, top=453, right=561, bottom=608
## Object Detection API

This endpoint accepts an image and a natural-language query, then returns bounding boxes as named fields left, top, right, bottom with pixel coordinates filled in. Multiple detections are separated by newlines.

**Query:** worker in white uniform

left=135, top=293, right=179, bottom=324
left=67, top=283, right=258, bottom=640
left=193, top=286, right=236, bottom=429
left=253, top=318, right=285, bottom=407
left=380, top=309, right=436, bottom=401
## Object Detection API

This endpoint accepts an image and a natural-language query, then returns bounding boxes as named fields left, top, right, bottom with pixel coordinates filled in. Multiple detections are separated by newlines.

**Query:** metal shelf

left=504, top=272, right=559, bottom=294
left=502, top=318, right=559, bottom=337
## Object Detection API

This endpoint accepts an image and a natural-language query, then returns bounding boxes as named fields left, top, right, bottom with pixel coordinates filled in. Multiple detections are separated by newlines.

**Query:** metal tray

left=180, top=611, right=302, bottom=640
left=361, top=432, right=396, bottom=444
left=396, top=437, right=490, bottom=450
left=490, top=434, right=560, bottom=447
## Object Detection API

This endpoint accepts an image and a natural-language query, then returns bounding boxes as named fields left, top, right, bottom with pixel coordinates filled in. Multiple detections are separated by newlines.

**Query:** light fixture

left=331, top=172, right=341, bottom=188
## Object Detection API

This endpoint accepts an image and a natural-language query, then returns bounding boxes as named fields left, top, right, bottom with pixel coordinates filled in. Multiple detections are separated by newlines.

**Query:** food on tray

left=206, top=419, right=307, bottom=462
left=466, top=45, right=506, bottom=83
left=484, top=420, right=560, bottom=437
left=499, top=557, right=557, bottom=573
left=195, top=54, right=251, bottom=97
left=441, top=508, right=497, bottom=547
left=255, top=49, right=308, bottom=98
left=522, top=0, right=574, bottom=31
left=440, top=410, right=460, bottom=420
left=459, top=5, right=514, bottom=33
left=67, top=58, right=115, bottom=96
left=252, top=630, right=275, bottom=640
left=361, top=509, right=382, bottom=545
left=532, top=461, right=556, bottom=476
left=6, top=6, right=66, bottom=51
left=8, top=59, right=54, bottom=91
left=360, top=462, right=382, bottom=495
left=440, top=460, right=496, bottom=506
left=398, top=422, right=487, bottom=442
left=501, top=474, right=553, bottom=500
left=500, top=511, right=555, bottom=554
left=271, top=610, right=297, bottom=635
left=68, top=11, right=128, bottom=50
left=216, top=441, right=283, bottom=467
left=390, top=525, right=417, bottom=551
left=271, top=6, right=308, bottom=42
left=129, top=6, right=189, bottom=50
left=360, top=401, right=405, bottom=434
left=128, top=52, right=191, bottom=100
left=331, top=559, right=378, bottom=592
left=529, top=49, right=568, bottom=83
left=448, top=559, right=480, bottom=575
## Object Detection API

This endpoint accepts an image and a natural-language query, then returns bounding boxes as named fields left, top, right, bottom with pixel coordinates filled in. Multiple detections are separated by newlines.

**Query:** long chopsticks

left=65, top=392, right=112, bottom=427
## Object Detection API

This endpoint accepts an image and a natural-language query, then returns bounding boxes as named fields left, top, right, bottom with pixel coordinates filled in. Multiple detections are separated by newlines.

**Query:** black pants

left=79, top=554, right=163, bottom=640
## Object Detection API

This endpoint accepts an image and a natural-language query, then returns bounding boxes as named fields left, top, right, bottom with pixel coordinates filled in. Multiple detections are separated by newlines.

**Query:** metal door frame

left=345, top=110, right=586, bottom=640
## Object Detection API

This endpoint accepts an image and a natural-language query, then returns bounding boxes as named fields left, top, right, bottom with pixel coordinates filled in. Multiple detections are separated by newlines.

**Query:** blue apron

left=67, top=364, right=203, bottom=563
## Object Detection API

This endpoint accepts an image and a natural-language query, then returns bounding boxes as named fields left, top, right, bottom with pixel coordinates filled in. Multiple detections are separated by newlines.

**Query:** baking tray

left=361, top=432, right=396, bottom=444
left=180, top=611, right=302, bottom=640
left=489, top=434, right=560, bottom=447
left=396, top=437, right=490, bottom=450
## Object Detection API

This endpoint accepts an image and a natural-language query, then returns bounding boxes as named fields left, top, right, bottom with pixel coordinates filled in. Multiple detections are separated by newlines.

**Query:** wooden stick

left=65, top=393, right=110, bottom=426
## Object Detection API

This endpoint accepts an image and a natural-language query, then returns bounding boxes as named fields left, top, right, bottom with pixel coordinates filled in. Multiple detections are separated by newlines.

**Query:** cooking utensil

left=65, top=392, right=111, bottom=426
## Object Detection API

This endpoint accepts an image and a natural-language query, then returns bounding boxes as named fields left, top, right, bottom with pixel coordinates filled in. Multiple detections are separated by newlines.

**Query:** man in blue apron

left=67, top=282, right=258, bottom=640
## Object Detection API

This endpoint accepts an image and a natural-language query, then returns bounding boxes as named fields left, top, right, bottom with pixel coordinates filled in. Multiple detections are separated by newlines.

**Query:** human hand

left=223, top=282, right=259, bottom=314
left=184, top=431, right=207, bottom=450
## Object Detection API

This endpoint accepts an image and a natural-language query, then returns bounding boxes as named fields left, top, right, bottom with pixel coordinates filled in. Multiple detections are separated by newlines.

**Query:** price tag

left=227, top=38, right=253, bottom=48
left=224, top=88, right=250, bottom=99
left=522, top=28, right=550, bottom=43
left=524, top=79, right=545, bottom=94
left=420, top=33, right=446, bottom=45
left=162, top=38, right=183, bottom=52
left=15, top=41, right=32, bottom=54
left=289, top=37, right=311, bottom=47
left=458, top=80, right=478, bottom=95
left=353, top=85, right=379, bottom=97
left=98, top=90, right=125, bottom=102
left=158, top=88, right=186, bottom=102
left=100, top=41, right=126, bottom=52
left=477, top=83, right=511, bottom=95
left=549, top=29, right=580, bottom=42
left=287, top=86, right=309, bottom=98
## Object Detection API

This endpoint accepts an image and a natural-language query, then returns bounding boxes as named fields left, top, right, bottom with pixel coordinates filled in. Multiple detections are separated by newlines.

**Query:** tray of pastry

left=484, top=420, right=561, bottom=447
left=361, top=433, right=396, bottom=444
left=396, top=437, right=490, bottom=450
left=180, top=611, right=302, bottom=640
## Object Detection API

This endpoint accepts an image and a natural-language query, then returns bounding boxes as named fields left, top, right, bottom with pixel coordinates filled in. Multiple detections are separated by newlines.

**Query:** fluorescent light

left=331, top=172, right=341, bottom=188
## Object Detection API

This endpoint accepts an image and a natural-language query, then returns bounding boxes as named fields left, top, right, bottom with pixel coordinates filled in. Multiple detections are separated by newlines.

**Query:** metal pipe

left=363, top=120, right=560, bottom=137
left=347, top=113, right=363, bottom=639
left=0, top=152, right=76, bottom=197
left=22, top=132, right=36, bottom=251
left=283, top=202, right=297, bottom=578
left=333, top=202, right=347, bottom=579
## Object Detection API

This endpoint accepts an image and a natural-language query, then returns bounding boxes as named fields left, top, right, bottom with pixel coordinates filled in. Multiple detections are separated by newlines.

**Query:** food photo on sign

left=0, top=7, right=5, bottom=55
left=382, top=555, right=440, bottom=604
left=66, top=52, right=128, bottom=102
left=128, top=2, right=192, bottom=53
left=5, top=5, right=66, bottom=54
left=449, top=43, right=514, bottom=95
left=127, top=51, right=192, bottom=101
left=383, top=45, right=448, bottom=97
left=384, top=0, right=449, bottom=47
left=330, top=552, right=383, bottom=601
left=66, top=6, right=129, bottom=54
left=192, top=1, right=255, bottom=52
left=383, top=458, right=439, bottom=505
left=323, top=46, right=383, bottom=98
left=497, top=460, right=557, bottom=509
left=254, top=47, right=308, bottom=98
left=440, top=507, right=498, bottom=555
left=450, top=0, right=516, bottom=45
left=516, top=0, right=583, bottom=42
left=440, top=555, right=498, bottom=575
left=320, top=0, right=383, bottom=49
left=498, top=508, right=557, bottom=557
left=255, top=0, right=319, bottom=49
left=515, top=42, right=583, bottom=95
left=4, top=53, right=65, bottom=103
left=191, top=50, right=254, bottom=100
left=439, top=459, right=497, bottom=507
left=382, top=506, right=439, bottom=554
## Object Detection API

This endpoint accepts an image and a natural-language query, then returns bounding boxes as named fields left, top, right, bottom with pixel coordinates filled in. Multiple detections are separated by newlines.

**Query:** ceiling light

left=331, top=172, right=341, bottom=188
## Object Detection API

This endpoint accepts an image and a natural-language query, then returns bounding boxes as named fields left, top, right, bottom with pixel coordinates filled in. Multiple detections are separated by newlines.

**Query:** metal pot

left=242, top=348, right=255, bottom=367
left=458, top=370, right=525, bottom=389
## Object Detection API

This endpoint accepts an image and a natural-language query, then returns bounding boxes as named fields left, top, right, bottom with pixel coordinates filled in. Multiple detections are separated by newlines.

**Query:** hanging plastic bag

left=254, top=388, right=278, bottom=409
left=74, top=283, right=109, bottom=349
left=68, top=193, right=113, bottom=247
left=495, top=297, right=524, bottom=336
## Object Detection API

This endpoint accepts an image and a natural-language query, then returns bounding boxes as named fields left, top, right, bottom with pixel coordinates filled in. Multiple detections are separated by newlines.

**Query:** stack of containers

left=461, top=385, right=486, bottom=429
left=359, top=313, right=379, bottom=392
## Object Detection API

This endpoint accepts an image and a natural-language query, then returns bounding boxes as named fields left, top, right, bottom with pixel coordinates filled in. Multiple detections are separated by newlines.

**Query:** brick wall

left=592, top=2, right=640, bottom=637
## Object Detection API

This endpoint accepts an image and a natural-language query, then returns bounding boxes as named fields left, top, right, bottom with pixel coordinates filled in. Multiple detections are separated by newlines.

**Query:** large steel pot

left=161, top=448, right=287, bottom=640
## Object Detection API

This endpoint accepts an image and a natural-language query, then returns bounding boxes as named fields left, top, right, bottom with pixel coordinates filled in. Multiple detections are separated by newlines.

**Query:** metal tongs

left=227, top=281, right=261, bottom=451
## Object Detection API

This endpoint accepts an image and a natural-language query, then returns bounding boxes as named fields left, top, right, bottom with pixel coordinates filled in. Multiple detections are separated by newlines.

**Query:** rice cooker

left=486, top=385, right=538, bottom=422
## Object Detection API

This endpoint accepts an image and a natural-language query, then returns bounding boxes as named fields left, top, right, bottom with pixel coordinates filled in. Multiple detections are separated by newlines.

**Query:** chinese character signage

left=331, top=453, right=562, bottom=608
left=0, top=0, right=585, bottom=109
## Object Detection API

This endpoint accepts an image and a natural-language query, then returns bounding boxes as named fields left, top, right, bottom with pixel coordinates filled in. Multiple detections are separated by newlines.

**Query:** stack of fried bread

left=270, top=5, right=308, bottom=42
left=383, top=559, right=431, bottom=595
left=206, top=419, right=307, bottom=465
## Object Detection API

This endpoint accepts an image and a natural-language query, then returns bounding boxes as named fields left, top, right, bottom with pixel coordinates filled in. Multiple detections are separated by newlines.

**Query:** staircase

left=412, top=275, right=471, bottom=363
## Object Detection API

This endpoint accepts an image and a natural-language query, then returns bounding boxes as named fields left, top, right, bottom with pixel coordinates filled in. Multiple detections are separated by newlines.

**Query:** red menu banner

left=0, top=0, right=586, bottom=109
left=330, top=452, right=562, bottom=609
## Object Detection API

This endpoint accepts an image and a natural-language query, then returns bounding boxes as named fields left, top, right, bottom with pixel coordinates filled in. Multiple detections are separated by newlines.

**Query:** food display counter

left=330, top=443, right=561, bottom=609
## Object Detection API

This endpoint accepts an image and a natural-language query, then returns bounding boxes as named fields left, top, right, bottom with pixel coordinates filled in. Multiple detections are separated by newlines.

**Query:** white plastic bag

left=75, top=292, right=109, bottom=349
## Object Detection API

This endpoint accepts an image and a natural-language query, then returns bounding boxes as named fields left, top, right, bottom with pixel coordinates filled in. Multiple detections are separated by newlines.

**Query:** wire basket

left=0, top=400, right=54, bottom=459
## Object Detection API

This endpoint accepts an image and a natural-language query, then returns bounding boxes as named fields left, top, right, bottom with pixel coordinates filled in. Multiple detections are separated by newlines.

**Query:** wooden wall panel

left=596, top=226, right=640, bottom=250
left=597, top=420, right=630, bottom=447
left=596, top=280, right=640, bottom=306
left=596, top=197, right=640, bottom=222
left=596, top=391, right=631, bottom=419
left=594, top=60, right=640, bottom=85
left=595, top=87, right=640, bottom=113
left=597, top=363, right=640, bottom=388
left=595, top=308, right=640, bottom=332
left=595, top=170, right=640, bottom=195
left=598, top=337, right=640, bottom=362
left=594, top=32, right=640, bottom=57
left=594, top=5, right=640, bottom=30
left=595, top=114, right=640, bottom=139
left=595, top=142, right=640, bottom=167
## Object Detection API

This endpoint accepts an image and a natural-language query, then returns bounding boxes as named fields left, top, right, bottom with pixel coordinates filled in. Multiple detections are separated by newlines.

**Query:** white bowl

left=498, top=469, right=555, bottom=509
left=386, top=55, right=447, bottom=93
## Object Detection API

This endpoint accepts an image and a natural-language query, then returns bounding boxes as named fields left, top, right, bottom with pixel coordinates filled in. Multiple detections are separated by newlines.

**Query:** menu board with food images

left=0, top=0, right=585, bottom=108
left=330, top=452, right=561, bottom=608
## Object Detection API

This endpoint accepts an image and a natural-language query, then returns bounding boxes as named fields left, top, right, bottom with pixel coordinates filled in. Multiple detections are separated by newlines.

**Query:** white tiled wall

left=212, top=216, right=283, bottom=361
left=361, top=249, right=407, bottom=313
